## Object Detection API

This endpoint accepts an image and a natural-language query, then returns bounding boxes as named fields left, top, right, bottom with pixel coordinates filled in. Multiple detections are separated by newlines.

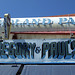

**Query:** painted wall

left=8, top=34, right=73, bottom=39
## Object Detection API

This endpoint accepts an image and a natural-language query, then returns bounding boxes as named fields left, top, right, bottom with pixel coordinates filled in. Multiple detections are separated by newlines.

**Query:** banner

left=0, top=39, right=75, bottom=64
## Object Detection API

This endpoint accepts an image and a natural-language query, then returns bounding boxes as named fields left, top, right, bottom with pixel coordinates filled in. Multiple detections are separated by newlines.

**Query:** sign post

left=4, top=14, right=11, bottom=39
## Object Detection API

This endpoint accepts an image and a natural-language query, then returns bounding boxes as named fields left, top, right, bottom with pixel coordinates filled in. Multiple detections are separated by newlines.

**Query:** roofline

left=44, top=14, right=75, bottom=17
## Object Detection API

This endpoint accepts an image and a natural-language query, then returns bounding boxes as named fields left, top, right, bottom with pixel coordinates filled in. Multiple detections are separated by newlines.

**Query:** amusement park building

left=1, top=14, right=75, bottom=39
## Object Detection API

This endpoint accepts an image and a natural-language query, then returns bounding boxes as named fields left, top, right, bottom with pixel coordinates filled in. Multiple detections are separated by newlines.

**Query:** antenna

left=68, top=14, right=72, bottom=38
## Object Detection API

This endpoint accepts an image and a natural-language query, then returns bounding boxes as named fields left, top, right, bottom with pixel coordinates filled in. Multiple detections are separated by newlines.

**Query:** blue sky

left=0, top=0, right=75, bottom=18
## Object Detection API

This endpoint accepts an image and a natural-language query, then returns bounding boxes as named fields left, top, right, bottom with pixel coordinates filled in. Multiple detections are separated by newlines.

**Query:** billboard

left=0, top=39, right=75, bottom=64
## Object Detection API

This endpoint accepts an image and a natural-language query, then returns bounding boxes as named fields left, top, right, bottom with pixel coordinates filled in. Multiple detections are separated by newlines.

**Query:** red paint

left=2, top=31, right=75, bottom=35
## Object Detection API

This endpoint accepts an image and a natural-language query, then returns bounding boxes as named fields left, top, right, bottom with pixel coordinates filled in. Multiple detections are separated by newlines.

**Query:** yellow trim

left=4, top=14, right=11, bottom=40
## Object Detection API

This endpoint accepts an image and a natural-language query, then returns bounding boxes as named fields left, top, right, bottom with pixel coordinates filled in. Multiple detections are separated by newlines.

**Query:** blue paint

left=16, top=55, right=22, bottom=59
left=15, top=19, right=19, bottom=25
left=42, top=19, right=46, bottom=25
left=32, top=19, right=40, bottom=25
left=59, top=18, right=75, bottom=25
left=47, top=19, right=51, bottom=24
left=1, top=55, right=8, bottom=59
left=11, top=20, right=14, bottom=26
left=69, top=18, right=75, bottom=24
left=59, top=18, right=67, bottom=24
left=25, top=19, right=29, bottom=25
left=31, top=55, right=34, bottom=59
left=9, top=55, right=15, bottom=59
